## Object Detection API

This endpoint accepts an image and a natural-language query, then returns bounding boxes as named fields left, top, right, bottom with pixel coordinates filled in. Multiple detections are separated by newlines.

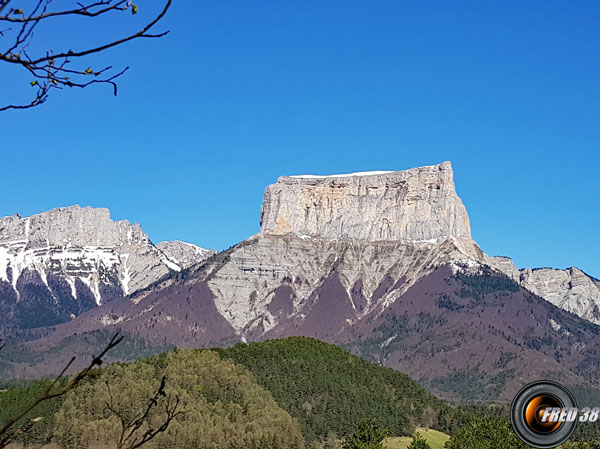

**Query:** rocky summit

left=198, top=162, right=484, bottom=333
left=260, top=161, right=472, bottom=242
left=3, top=162, right=600, bottom=403
left=157, top=241, right=217, bottom=270
left=0, top=205, right=214, bottom=333
left=487, top=256, right=600, bottom=325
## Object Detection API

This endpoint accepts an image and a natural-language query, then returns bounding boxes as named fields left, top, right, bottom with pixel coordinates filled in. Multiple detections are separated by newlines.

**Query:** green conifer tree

left=407, top=432, right=431, bottom=449
left=341, top=418, right=387, bottom=449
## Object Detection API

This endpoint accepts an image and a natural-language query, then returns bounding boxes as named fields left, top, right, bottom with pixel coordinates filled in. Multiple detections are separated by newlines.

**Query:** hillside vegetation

left=1, top=337, right=486, bottom=448
left=2, top=337, right=464, bottom=447
left=215, top=337, right=459, bottom=441
left=1, top=349, right=304, bottom=449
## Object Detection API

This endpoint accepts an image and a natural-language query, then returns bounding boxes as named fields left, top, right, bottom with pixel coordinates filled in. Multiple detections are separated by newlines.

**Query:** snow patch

left=78, top=275, right=102, bottom=306
left=380, top=335, right=396, bottom=348
left=0, top=245, right=11, bottom=283
left=549, top=319, right=561, bottom=332
left=449, top=259, right=483, bottom=275
left=65, top=276, right=77, bottom=299
left=409, top=238, right=440, bottom=244
left=289, top=170, right=395, bottom=179
left=100, top=314, right=124, bottom=326
left=160, top=253, right=181, bottom=272
left=120, top=253, right=131, bottom=295
left=175, top=240, right=211, bottom=253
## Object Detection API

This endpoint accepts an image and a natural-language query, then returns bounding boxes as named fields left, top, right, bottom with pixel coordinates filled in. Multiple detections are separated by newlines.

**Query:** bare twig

left=0, top=0, right=172, bottom=111
left=105, top=375, right=185, bottom=449
left=0, top=1, right=130, bottom=22
left=0, top=333, right=124, bottom=449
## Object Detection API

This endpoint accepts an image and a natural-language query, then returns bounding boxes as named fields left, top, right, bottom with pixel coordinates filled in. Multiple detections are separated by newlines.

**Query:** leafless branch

left=0, top=1, right=130, bottom=22
left=105, top=375, right=185, bottom=449
left=0, top=333, right=124, bottom=449
left=0, top=0, right=172, bottom=111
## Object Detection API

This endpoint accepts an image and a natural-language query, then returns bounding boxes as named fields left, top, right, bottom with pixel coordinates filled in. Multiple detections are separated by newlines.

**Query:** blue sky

left=1, top=1, right=598, bottom=277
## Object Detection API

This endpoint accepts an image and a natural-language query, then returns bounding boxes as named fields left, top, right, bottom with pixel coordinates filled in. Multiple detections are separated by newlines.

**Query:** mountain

left=0, top=205, right=214, bottom=334
left=486, top=256, right=600, bottom=325
left=157, top=240, right=217, bottom=269
left=22, top=163, right=484, bottom=342
left=260, top=162, right=472, bottom=242
left=3, top=162, right=600, bottom=402
left=342, top=265, right=600, bottom=401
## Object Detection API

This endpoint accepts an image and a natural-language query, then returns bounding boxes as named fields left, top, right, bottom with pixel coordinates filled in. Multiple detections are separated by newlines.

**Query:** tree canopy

left=444, top=416, right=528, bottom=449
left=54, top=349, right=305, bottom=449
left=215, top=337, right=456, bottom=441
left=341, top=418, right=387, bottom=449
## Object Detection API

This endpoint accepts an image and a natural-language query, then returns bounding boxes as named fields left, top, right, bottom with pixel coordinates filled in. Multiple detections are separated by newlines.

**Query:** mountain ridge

left=0, top=205, right=214, bottom=334
left=486, top=255, right=600, bottom=325
left=2, top=162, right=600, bottom=403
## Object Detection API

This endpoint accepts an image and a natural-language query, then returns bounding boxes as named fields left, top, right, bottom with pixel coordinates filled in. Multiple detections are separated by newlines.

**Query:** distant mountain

left=3, top=163, right=600, bottom=403
left=487, top=256, right=600, bottom=325
left=157, top=240, right=217, bottom=269
left=342, top=265, right=600, bottom=401
left=0, top=205, right=214, bottom=334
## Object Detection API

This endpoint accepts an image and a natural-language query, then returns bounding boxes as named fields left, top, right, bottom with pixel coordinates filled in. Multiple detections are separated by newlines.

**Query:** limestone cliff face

left=188, top=161, right=480, bottom=333
left=204, top=235, right=484, bottom=333
left=259, top=162, right=472, bottom=242
left=0, top=205, right=213, bottom=331
left=0, top=206, right=174, bottom=301
left=10, top=162, right=600, bottom=402
left=0, top=205, right=146, bottom=248
left=487, top=256, right=600, bottom=325
left=189, top=162, right=481, bottom=333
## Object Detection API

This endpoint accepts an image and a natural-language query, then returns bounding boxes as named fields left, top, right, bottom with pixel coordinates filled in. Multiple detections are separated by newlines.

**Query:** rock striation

left=259, top=161, right=472, bottom=242
left=487, top=256, right=600, bottom=324
left=6, top=162, right=600, bottom=403
left=134, top=162, right=486, bottom=334
left=0, top=205, right=213, bottom=331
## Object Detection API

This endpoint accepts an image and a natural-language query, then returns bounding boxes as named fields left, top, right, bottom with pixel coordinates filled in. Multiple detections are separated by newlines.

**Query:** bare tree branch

left=105, top=375, right=186, bottom=449
left=0, top=0, right=172, bottom=111
left=0, top=333, right=124, bottom=449
left=0, top=1, right=130, bottom=22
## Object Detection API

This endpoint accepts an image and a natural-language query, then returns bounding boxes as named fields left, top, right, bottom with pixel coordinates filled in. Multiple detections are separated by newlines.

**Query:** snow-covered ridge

left=163, top=240, right=212, bottom=254
left=288, top=170, right=395, bottom=179
left=285, top=162, right=453, bottom=180
left=0, top=206, right=215, bottom=326
left=157, top=240, right=217, bottom=270
left=0, top=241, right=122, bottom=304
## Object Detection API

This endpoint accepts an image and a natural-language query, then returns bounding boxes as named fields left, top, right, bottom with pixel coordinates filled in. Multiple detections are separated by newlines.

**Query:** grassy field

left=384, top=428, right=450, bottom=449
